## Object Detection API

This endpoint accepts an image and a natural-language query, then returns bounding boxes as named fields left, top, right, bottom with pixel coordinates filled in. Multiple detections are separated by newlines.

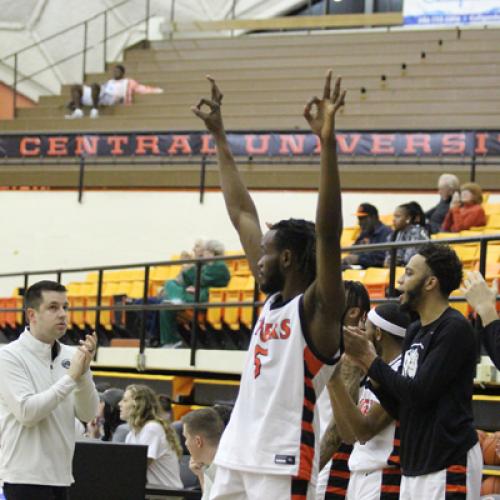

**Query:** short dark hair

left=182, top=408, right=224, bottom=446
left=344, top=280, right=370, bottom=315
left=418, top=243, right=462, bottom=297
left=115, top=64, right=125, bottom=75
left=25, top=280, right=67, bottom=310
left=270, top=218, right=316, bottom=285
left=400, top=201, right=426, bottom=226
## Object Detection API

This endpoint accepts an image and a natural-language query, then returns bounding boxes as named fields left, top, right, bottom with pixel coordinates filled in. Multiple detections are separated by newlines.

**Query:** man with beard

left=343, top=243, right=482, bottom=499
left=191, top=71, right=346, bottom=499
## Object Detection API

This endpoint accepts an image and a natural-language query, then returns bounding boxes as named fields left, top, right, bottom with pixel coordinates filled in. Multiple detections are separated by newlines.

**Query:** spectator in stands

left=344, top=243, right=482, bottom=499
left=182, top=408, right=225, bottom=500
left=425, top=173, right=460, bottom=234
left=86, top=388, right=125, bottom=441
left=119, top=384, right=183, bottom=489
left=462, top=271, right=499, bottom=369
left=327, top=303, right=411, bottom=499
left=0, top=280, right=99, bottom=500
left=342, top=203, right=392, bottom=269
left=441, top=182, right=487, bottom=232
left=159, top=239, right=230, bottom=347
left=65, top=64, right=163, bottom=119
left=385, top=202, right=428, bottom=268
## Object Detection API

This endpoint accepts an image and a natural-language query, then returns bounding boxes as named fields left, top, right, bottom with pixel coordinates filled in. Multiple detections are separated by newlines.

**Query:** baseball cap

left=355, top=203, right=378, bottom=218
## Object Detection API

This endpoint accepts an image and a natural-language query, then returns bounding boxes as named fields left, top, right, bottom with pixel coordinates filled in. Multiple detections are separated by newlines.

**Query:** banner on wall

left=1, top=131, right=500, bottom=159
left=403, top=0, right=500, bottom=26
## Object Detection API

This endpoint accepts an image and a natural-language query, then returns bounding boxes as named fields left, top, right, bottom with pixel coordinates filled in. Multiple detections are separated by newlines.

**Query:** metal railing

left=1, top=0, right=155, bottom=118
left=0, top=233, right=498, bottom=371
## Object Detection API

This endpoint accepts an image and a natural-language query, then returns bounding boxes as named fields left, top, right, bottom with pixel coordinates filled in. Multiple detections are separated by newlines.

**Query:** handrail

left=0, top=233, right=498, bottom=371
left=172, top=12, right=403, bottom=34
left=0, top=0, right=130, bottom=62
left=5, top=0, right=155, bottom=118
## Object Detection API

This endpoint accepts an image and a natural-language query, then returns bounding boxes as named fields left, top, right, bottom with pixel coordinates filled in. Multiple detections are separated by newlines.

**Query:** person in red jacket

left=441, top=182, right=486, bottom=232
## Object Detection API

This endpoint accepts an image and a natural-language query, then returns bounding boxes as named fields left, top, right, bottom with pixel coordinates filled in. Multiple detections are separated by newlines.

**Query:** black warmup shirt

left=367, top=307, right=478, bottom=476
left=482, top=318, right=500, bottom=370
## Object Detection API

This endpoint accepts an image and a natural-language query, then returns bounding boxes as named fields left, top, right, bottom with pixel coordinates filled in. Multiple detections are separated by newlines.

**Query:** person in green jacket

left=160, top=240, right=230, bottom=346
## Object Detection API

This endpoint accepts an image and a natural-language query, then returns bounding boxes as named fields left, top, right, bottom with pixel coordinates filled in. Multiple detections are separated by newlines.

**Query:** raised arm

left=192, top=76, right=262, bottom=278
left=303, top=71, right=346, bottom=358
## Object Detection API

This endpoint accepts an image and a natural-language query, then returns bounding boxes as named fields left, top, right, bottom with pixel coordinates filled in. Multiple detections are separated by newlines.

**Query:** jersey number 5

left=254, top=344, right=269, bottom=378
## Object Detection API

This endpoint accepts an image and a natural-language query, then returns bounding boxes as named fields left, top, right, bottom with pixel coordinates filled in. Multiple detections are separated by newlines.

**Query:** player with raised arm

left=192, top=71, right=346, bottom=499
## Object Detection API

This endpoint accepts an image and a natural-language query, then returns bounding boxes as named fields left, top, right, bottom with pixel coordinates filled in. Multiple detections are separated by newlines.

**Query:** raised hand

left=304, top=70, right=346, bottom=142
left=462, top=271, right=498, bottom=325
left=191, top=75, right=225, bottom=135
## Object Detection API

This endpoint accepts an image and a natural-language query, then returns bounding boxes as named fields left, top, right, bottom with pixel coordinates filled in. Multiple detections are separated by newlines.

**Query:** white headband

left=367, top=308, right=407, bottom=338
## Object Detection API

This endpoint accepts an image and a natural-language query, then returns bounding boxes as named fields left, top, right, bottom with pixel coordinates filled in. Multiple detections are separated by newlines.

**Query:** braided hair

left=270, top=219, right=317, bottom=286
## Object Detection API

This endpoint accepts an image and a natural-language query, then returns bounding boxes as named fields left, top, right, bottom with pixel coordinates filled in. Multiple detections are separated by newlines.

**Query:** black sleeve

left=358, top=249, right=386, bottom=268
left=367, top=317, right=475, bottom=409
left=482, top=319, right=500, bottom=370
left=367, top=372, right=400, bottom=420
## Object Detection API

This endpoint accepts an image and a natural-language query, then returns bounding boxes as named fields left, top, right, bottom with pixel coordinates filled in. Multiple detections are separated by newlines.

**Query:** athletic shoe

left=64, top=108, right=84, bottom=119
left=90, top=108, right=99, bottom=119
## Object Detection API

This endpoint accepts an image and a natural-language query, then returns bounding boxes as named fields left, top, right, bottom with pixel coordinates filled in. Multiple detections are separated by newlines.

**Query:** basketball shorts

left=399, top=442, right=482, bottom=500
left=209, top=465, right=316, bottom=500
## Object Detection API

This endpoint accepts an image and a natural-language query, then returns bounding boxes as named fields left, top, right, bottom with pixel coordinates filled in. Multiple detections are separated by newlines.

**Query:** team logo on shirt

left=61, top=359, right=71, bottom=369
left=253, top=318, right=291, bottom=378
left=402, top=344, right=422, bottom=378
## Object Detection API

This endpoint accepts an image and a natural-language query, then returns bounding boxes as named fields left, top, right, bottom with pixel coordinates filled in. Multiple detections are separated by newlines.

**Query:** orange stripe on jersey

left=447, top=465, right=467, bottom=474
left=297, top=442, right=314, bottom=479
left=446, top=485, right=467, bottom=493
left=301, top=421, right=313, bottom=433
left=331, top=470, right=350, bottom=479
left=333, top=452, right=351, bottom=461
left=291, top=495, right=306, bottom=500
left=381, top=485, right=401, bottom=493
left=303, top=347, right=323, bottom=377
left=393, top=439, right=400, bottom=446
left=326, top=486, right=348, bottom=495
left=381, top=468, right=401, bottom=475
left=297, top=346, right=325, bottom=481
left=388, top=455, right=400, bottom=464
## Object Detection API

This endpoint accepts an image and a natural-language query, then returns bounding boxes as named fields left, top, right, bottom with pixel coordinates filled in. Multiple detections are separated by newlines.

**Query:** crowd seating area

left=1, top=204, right=499, bottom=348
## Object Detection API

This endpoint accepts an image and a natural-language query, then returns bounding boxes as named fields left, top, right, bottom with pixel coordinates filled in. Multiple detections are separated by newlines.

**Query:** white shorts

left=399, top=442, right=482, bottom=500
left=209, top=465, right=315, bottom=500
left=316, top=460, right=331, bottom=500
left=81, top=85, right=94, bottom=107
left=346, top=469, right=383, bottom=499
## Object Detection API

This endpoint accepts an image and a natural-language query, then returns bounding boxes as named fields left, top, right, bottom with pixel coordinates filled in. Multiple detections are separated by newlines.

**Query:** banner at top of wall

left=403, top=0, right=500, bottom=26
left=1, top=131, right=500, bottom=159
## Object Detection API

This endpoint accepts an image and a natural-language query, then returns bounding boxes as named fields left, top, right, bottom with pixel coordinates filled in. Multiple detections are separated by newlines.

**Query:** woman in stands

left=385, top=202, right=429, bottom=267
left=86, top=387, right=125, bottom=441
left=119, top=384, right=183, bottom=489
left=442, top=182, right=487, bottom=232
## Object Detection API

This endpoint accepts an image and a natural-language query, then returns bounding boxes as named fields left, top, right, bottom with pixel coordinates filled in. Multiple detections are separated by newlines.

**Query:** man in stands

left=65, top=64, right=163, bottom=119
left=462, top=270, right=499, bottom=369
left=425, top=173, right=460, bottom=234
left=326, top=303, right=410, bottom=499
left=342, top=203, right=392, bottom=269
left=192, top=71, right=346, bottom=498
left=183, top=408, right=225, bottom=500
left=344, top=243, right=482, bottom=499
left=0, top=281, right=99, bottom=500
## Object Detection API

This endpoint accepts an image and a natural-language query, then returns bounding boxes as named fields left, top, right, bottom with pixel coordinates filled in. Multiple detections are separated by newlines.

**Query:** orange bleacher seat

left=486, top=214, right=500, bottom=229
left=453, top=245, right=479, bottom=270
left=431, top=232, right=456, bottom=241
left=379, top=214, right=393, bottom=227
left=343, top=268, right=365, bottom=283
left=341, top=227, right=359, bottom=248
left=363, top=267, right=389, bottom=298
left=207, top=289, right=224, bottom=330
left=483, top=203, right=500, bottom=216
left=450, top=289, right=469, bottom=316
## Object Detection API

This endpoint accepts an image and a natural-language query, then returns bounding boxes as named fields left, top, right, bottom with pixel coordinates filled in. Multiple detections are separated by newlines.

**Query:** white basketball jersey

left=214, top=293, right=340, bottom=479
left=348, top=355, right=401, bottom=472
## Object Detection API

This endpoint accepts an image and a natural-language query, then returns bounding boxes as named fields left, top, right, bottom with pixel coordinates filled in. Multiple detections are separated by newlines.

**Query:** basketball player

left=344, top=243, right=482, bottom=499
left=192, top=71, right=346, bottom=499
left=316, top=281, right=371, bottom=499
left=326, top=303, right=410, bottom=499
